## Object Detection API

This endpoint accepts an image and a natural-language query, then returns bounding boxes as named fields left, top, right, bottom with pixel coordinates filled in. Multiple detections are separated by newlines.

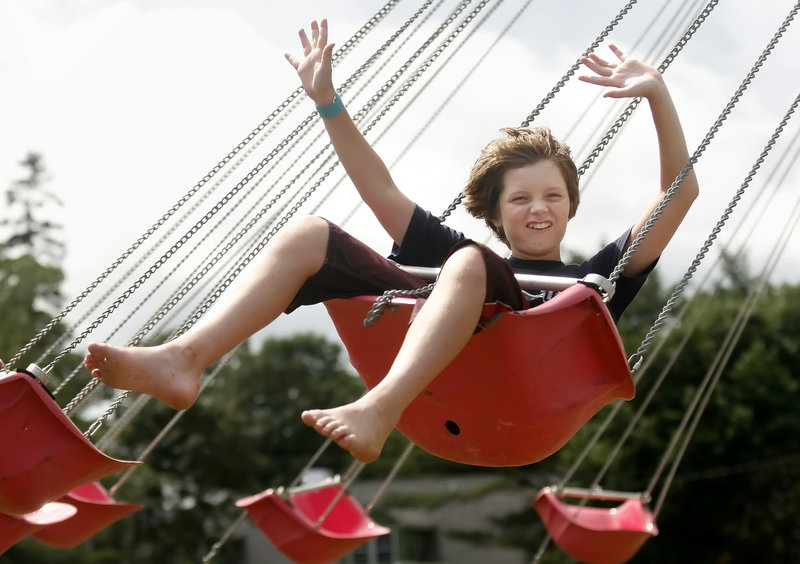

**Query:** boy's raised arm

left=285, top=19, right=415, bottom=246
left=579, top=45, right=699, bottom=277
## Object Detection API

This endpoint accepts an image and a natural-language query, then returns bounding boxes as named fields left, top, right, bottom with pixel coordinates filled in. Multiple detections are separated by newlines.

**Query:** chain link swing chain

left=180, top=0, right=490, bottom=333
left=68, top=1, right=475, bottom=417
left=6, top=0, right=400, bottom=376
left=55, top=2, right=424, bottom=401
left=171, top=0, right=481, bottom=336
left=52, top=13, right=417, bottom=384
left=621, top=0, right=799, bottom=370
left=45, top=5, right=405, bottom=383
left=61, top=4, right=406, bottom=415
left=70, top=0, right=489, bottom=428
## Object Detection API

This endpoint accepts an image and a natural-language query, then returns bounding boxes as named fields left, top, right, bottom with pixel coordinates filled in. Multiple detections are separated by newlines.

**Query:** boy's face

left=491, top=159, right=571, bottom=261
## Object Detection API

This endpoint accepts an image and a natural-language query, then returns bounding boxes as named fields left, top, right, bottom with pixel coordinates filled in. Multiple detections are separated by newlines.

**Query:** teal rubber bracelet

left=316, top=93, right=345, bottom=118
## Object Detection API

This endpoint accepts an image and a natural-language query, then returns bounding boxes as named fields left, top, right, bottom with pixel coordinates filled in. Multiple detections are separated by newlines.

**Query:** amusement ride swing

left=1, top=0, right=798, bottom=562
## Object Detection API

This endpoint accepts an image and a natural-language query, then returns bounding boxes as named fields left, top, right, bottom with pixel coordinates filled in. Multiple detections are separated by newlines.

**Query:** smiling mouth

left=527, top=222, right=552, bottom=230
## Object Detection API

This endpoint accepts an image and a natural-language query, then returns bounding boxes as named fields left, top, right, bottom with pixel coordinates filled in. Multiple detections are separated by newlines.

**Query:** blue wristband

left=316, top=93, right=345, bottom=119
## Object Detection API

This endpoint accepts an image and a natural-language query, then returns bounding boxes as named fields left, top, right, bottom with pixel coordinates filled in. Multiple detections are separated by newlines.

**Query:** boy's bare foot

left=301, top=399, right=397, bottom=463
left=84, top=342, right=201, bottom=410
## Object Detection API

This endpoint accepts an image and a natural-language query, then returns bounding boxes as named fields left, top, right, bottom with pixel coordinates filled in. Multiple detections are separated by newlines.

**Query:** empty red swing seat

left=237, top=484, right=390, bottom=564
left=32, top=481, right=143, bottom=548
left=0, top=371, right=140, bottom=515
left=0, top=502, right=77, bottom=554
left=324, top=283, right=634, bottom=467
left=534, top=488, right=658, bottom=563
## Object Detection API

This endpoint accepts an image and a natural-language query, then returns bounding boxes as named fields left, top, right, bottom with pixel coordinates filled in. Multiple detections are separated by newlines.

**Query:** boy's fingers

left=320, top=18, right=328, bottom=46
left=322, top=43, right=335, bottom=67
left=299, top=29, right=311, bottom=54
left=577, top=74, right=609, bottom=87
left=608, top=44, right=627, bottom=62
left=581, top=57, right=612, bottom=77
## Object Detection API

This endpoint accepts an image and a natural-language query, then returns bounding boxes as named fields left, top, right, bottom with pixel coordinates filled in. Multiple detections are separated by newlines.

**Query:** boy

left=85, top=19, right=698, bottom=463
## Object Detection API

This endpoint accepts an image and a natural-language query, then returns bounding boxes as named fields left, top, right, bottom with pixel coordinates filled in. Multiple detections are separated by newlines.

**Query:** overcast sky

left=2, top=0, right=799, bottom=348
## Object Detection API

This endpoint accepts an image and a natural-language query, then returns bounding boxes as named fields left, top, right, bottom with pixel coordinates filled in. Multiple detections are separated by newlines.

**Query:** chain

left=364, top=283, right=437, bottom=326
left=7, top=0, right=399, bottom=375
left=113, top=2, right=425, bottom=346
left=627, top=90, right=800, bottom=369
left=180, top=0, right=489, bottom=331
left=578, top=0, right=719, bottom=181
left=610, top=0, right=798, bottom=286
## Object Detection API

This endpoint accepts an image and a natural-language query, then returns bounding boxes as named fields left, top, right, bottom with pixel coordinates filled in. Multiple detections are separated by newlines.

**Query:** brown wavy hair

left=463, top=126, right=579, bottom=246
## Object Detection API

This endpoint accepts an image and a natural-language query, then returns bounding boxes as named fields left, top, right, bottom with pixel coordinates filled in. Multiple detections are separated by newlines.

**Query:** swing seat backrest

left=0, top=372, right=139, bottom=515
left=32, top=481, right=143, bottom=549
left=533, top=488, right=658, bottom=564
left=0, top=502, right=77, bottom=555
left=236, top=485, right=389, bottom=564
left=324, top=283, right=634, bottom=467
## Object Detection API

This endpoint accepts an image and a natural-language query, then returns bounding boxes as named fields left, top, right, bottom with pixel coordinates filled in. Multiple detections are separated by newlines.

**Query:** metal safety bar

left=397, top=265, right=615, bottom=301
left=545, top=485, right=652, bottom=503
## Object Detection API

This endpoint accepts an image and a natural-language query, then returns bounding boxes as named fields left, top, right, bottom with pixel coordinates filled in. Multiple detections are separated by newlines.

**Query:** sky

left=2, top=0, right=799, bottom=350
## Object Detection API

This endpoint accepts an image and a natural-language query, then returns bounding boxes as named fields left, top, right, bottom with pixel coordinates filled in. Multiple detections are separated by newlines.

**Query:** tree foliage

left=0, top=152, right=68, bottom=369
left=1, top=152, right=65, bottom=264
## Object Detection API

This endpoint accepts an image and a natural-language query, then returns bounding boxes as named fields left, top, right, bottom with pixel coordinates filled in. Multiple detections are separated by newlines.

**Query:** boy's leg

left=302, top=244, right=490, bottom=463
left=84, top=216, right=333, bottom=409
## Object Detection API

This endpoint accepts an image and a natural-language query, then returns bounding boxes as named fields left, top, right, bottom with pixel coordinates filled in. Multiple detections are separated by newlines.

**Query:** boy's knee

left=272, top=215, right=331, bottom=264
left=280, top=215, right=330, bottom=246
left=441, top=244, right=487, bottom=283
left=294, top=215, right=331, bottom=236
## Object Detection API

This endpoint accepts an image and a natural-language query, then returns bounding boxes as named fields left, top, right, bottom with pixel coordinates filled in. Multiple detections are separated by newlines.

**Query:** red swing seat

left=0, top=371, right=140, bottom=515
left=32, top=481, right=143, bottom=548
left=237, top=483, right=390, bottom=564
left=324, top=282, right=634, bottom=467
left=0, top=502, right=77, bottom=554
left=533, top=488, right=658, bottom=563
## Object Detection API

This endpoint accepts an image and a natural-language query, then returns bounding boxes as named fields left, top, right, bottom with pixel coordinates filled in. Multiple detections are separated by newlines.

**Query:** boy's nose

left=530, top=198, right=547, bottom=213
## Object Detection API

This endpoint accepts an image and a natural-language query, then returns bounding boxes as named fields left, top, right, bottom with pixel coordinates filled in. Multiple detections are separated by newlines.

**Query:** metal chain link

left=63, top=1, right=404, bottom=422
left=178, top=0, right=491, bottom=332
left=52, top=1, right=421, bottom=370
left=438, top=0, right=640, bottom=221
left=610, top=0, right=798, bottom=286
left=577, top=0, right=719, bottom=181
left=627, top=89, right=800, bottom=370
left=105, top=2, right=428, bottom=347
left=364, top=283, right=437, bottom=326
left=63, top=2, right=470, bottom=406
left=126, top=1, right=448, bottom=349
left=7, top=0, right=400, bottom=374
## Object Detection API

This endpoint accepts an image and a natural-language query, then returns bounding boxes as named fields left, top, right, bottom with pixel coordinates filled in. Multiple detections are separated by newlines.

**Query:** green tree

left=1, top=152, right=64, bottom=264
left=0, top=152, right=69, bottom=373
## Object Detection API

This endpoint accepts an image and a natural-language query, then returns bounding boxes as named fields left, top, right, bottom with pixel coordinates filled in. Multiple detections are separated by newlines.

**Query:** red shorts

left=286, top=220, right=527, bottom=316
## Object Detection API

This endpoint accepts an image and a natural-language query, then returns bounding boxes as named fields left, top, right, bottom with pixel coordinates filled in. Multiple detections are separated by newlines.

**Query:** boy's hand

left=578, top=44, right=666, bottom=100
left=285, top=19, right=337, bottom=105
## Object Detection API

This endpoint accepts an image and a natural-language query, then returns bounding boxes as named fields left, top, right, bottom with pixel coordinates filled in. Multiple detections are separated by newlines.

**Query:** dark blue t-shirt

left=390, top=205, right=654, bottom=322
